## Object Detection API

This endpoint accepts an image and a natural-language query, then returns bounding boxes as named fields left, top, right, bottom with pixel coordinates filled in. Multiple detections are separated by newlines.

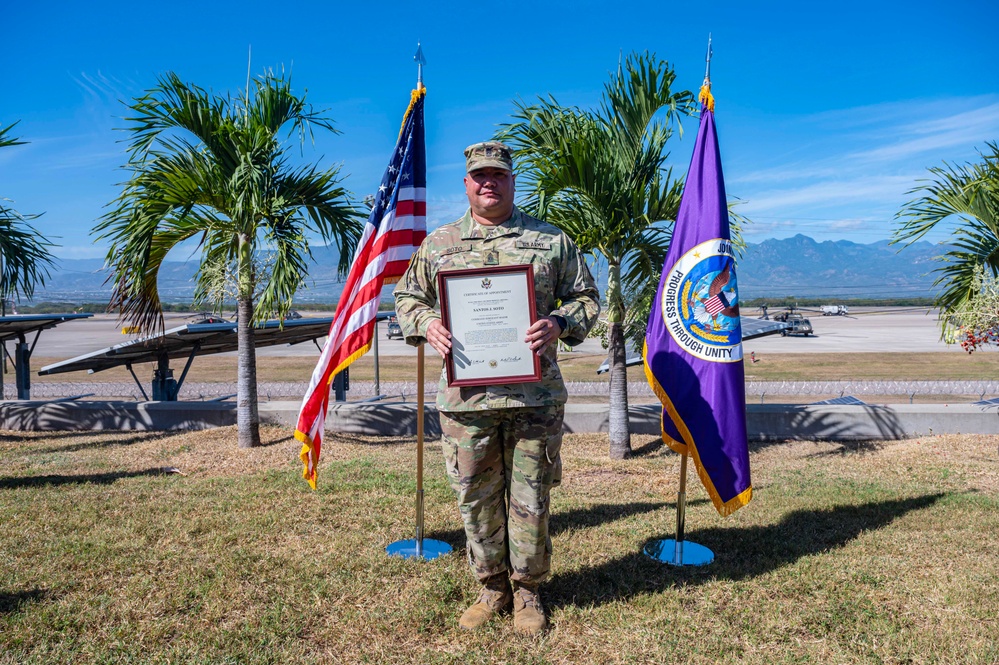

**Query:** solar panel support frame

left=125, top=363, right=150, bottom=401
left=15, top=338, right=31, bottom=400
left=0, top=313, right=94, bottom=400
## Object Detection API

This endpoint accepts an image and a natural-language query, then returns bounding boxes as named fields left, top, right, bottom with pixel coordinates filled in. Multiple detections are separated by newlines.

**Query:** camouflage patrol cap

left=464, top=141, right=513, bottom=173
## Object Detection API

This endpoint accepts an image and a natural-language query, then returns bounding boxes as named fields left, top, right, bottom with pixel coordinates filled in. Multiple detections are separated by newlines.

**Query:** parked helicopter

left=759, top=305, right=815, bottom=336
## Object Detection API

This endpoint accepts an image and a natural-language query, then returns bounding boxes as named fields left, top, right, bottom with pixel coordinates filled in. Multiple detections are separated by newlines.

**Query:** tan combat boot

left=458, top=575, right=512, bottom=630
left=512, top=584, right=547, bottom=635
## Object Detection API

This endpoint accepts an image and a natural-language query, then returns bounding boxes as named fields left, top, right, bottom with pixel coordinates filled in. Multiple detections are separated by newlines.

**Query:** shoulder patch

left=516, top=240, right=551, bottom=250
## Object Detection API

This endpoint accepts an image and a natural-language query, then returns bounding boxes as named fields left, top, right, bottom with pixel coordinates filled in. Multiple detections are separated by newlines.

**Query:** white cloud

left=829, top=219, right=869, bottom=231
left=742, top=175, right=914, bottom=213
left=851, top=104, right=999, bottom=163
left=426, top=195, right=468, bottom=231
left=71, top=70, right=141, bottom=109
left=724, top=95, right=999, bottom=243
left=53, top=244, right=109, bottom=260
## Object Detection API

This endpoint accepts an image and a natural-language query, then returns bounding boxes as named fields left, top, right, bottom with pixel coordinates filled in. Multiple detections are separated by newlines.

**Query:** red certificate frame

left=437, top=264, right=542, bottom=387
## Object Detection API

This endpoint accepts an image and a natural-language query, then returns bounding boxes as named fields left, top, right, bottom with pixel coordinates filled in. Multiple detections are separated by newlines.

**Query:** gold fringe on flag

left=642, top=340, right=752, bottom=517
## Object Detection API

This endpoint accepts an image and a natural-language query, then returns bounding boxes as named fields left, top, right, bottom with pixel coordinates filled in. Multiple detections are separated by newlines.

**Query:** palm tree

left=499, top=52, right=694, bottom=459
left=94, top=72, right=361, bottom=448
left=893, top=142, right=999, bottom=316
left=1, top=122, right=56, bottom=314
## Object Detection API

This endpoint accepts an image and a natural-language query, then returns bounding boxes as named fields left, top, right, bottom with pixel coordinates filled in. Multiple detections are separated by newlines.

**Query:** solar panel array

left=39, top=317, right=334, bottom=376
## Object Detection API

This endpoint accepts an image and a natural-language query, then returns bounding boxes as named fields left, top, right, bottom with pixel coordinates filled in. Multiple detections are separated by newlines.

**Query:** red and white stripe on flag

left=704, top=295, right=726, bottom=316
left=295, top=88, right=426, bottom=489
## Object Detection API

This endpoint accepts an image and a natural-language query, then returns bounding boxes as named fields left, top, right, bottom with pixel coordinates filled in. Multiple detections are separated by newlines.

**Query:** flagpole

left=644, top=447, right=713, bottom=565
left=415, top=343, right=425, bottom=555
left=386, top=42, right=450, bottom=561
left=674, top=452, right=688, bottom=562
left=414, top=42, right=426, bottom=90
left=414, top=40, right=428, bottom=561
left=704, top=33, right=712, bottom=82
left=386, top=343, right=449, bottom=559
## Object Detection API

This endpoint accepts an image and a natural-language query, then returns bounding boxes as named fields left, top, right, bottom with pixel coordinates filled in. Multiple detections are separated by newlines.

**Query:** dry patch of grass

left=743, top=352, right=999, bottom=381
left=1, top=428, right=997, bottom=664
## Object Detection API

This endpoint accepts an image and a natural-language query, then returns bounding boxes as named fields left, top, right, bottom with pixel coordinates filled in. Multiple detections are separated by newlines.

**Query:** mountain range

left=26, top=234, right=945, bottom=304
left=734, top=234, right=943, bottom=300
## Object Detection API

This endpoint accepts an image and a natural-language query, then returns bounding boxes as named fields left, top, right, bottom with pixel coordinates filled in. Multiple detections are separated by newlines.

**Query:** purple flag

left=643, top=88, right=752, bottom=516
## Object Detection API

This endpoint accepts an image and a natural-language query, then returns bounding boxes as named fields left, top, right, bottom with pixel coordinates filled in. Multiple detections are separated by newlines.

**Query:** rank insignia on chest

left=485, top=249, right=500, bottom=266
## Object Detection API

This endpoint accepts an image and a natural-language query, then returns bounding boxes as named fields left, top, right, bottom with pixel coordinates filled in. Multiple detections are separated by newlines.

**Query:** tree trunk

left=606, top=260, right=631, bottom=459
left=236, top=235, right=261, bottom=448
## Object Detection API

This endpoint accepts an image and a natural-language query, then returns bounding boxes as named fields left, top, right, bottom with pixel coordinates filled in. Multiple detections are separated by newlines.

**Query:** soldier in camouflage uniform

left=394, top=141, right=599, bottom=634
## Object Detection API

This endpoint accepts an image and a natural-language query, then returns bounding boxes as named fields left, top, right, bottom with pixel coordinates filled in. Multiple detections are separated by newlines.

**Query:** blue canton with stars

left=367, top=94, right=426, bottom=228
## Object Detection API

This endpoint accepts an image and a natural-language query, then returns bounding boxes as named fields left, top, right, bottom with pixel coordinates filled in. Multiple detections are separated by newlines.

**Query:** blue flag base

left=386, top=538, right=453, bottom=560
left=644, top=539, right=714, bottom=566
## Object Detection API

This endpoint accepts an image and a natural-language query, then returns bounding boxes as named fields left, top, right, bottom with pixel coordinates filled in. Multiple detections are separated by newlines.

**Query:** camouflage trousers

left=439, top=406, right=564, bottom=587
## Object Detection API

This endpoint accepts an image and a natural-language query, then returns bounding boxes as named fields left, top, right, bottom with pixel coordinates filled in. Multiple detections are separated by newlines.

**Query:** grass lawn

left=1, top=428, right=997, bottom=664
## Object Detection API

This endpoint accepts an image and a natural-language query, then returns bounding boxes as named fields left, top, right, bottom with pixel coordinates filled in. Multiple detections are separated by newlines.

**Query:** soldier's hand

left=525, top=316, right=561, bottom=356
left=426, top=319, right=452, bottom=358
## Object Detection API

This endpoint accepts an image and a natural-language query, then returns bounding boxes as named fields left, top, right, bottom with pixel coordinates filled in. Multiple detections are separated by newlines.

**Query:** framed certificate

left=437, top=264, right=542, bottom=387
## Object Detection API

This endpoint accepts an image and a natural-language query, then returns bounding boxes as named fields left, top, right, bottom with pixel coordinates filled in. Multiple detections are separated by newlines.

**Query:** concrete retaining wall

left=2, top=400, right=998, bottom=440
left=0, top=400, right=237, bottom=431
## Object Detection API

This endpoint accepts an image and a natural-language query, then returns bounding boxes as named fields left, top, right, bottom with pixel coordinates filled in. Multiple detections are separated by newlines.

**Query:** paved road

left=17, top=306, right=956, bottom=365
left=742, top=307, right=958, bottom=355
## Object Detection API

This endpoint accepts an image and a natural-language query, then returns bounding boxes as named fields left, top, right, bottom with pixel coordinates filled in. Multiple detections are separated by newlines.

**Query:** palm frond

left=0, top=123, right=56, bottom=303
left=894, top=142, right=999, bottom=312
left=97, top=71, right=363, bottom=333
left=0, top=205, right=56, bottom=302
left=601, top=52, right=693, bottom=151
left=269, top=165, right=362, bottom=276
left=0, top=122, right=27, bottom=148
left=498, top=52, right=695, bottom=274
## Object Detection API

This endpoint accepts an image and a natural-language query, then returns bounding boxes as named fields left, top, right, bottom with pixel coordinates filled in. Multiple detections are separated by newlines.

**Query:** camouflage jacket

left=394, top=207, right=600, bottom=412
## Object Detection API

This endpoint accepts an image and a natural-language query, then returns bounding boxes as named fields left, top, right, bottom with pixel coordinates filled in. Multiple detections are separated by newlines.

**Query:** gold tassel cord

left=699, top=82, right=715, bottom=113
left=399, top=86, right=426, bottom=137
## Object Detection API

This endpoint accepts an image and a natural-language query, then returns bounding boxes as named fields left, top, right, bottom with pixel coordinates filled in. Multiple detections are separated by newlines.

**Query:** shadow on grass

left=0, top=589, right=52, bottom=614
left=335, top=433, right=420, bottom=447
left=629, top=436, right=665, bottom=457
left=805, top=440, right=885, bottom=457
left=32, top=432, right=174, bottom=454
left=0, top=430, right=96, bottom=442
left=546, top=492, right=945, bottom=610
left=0, top=468, right=173, bottom=490
left=425, top=500, right=682, bottom=552
left=260, top=434, right=295, bottom=448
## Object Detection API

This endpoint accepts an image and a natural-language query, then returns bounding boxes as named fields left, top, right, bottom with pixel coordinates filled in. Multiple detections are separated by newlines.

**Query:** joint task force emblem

left=661, top=238, right=743, bottom=363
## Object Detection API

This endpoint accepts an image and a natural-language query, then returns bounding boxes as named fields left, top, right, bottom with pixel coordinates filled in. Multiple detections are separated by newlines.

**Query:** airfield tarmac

left=21, top=306, right=959, bottom=364
left=741, top=307, right=960, bottom=355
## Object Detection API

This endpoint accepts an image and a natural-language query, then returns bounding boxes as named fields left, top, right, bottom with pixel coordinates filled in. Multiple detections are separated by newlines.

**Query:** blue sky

left=4, top=0, right=998, bottom=261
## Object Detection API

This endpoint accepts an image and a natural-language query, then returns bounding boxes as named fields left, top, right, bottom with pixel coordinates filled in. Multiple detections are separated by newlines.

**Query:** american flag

left=704, top=291, right=729, bottom=316
left=295, top=87, right=427, bottom=489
